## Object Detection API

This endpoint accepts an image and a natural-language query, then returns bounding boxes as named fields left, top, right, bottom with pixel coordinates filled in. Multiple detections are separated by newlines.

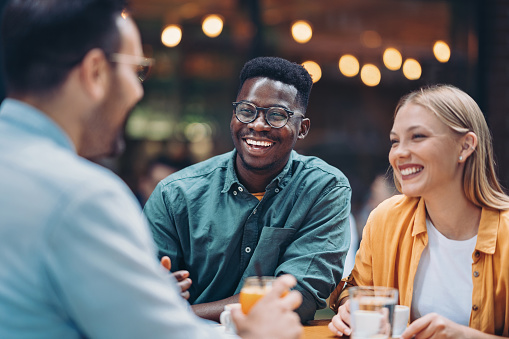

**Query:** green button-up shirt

left=143, top=150, right=351, bottom=322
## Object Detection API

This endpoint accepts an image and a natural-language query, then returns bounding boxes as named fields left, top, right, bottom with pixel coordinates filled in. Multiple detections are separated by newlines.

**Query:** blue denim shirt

left=0, top=99, right=228, bottom=338
left=144, top=150, right=351, bottom=322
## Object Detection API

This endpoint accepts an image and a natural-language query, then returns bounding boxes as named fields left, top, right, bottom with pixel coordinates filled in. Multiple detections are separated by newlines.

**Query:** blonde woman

left=329, top=85, right=509, bottom=338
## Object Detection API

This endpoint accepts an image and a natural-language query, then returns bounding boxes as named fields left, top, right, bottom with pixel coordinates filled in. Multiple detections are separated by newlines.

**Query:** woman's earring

left=459, top=155, right=463, bottom=161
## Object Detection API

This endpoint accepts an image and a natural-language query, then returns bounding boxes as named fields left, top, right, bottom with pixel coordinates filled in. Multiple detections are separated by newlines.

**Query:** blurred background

left=1, top=0, right=509, bottom=223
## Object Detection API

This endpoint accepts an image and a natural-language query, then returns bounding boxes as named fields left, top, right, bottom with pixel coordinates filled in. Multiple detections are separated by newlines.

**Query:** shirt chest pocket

left=249, top=226, right=297, bottom=274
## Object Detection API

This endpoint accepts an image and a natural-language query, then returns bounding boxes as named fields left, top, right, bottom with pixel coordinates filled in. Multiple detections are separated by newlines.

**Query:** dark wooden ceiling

left=128, top=0, right=470, bottom=60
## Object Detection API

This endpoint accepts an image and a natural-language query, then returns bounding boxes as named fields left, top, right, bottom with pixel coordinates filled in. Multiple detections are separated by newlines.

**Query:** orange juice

left=239, top=287, right=267, bottom=314
left=239, top=277, right=289, bottom=314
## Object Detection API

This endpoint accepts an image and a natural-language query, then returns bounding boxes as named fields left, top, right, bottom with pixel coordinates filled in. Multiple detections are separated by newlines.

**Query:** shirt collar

left=412, top=197, right=428, bottom=237
left=221, top=150, right=295, bottom=193
left=0, top=98, right=76, bottom=153
left=476, top=207, right=499, bottom=254
left=411, top=195, right=499, bottom=254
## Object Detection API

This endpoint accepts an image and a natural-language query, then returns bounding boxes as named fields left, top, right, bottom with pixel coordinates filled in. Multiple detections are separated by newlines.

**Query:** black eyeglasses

left=232, top=101, right=303, bottom=128
left=109, top=53, right=155, bottom=83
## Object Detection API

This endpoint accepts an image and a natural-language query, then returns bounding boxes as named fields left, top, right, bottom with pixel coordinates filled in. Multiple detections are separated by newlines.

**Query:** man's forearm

left=191, top=294, right=240, bottom=322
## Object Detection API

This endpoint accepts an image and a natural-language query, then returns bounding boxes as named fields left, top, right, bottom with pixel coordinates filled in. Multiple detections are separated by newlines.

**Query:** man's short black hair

left=0, top=0, right=126, bottom=95
left=238, top=56, right=313, bottom=112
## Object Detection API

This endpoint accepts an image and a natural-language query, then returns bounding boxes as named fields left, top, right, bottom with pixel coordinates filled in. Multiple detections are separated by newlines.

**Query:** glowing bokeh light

left=433, top=40, right=451, bottom=63
left=402, top=58, right=422, bottom=80
left=202, top=14, right=223, bottom=38
left=338, top=55, right=360, bottom=77
left=291, top=20, right=312, bottom=44
left=383, top=48, right=402, bottom=71
left=360, top=64, right=381, bottom=87
left=161, top=25, right=182, bottom=47
left=302, top=61, right=322, bottom=83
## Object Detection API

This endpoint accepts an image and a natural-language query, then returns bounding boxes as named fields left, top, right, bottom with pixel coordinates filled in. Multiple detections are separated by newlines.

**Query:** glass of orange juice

left=239, top=276, right=281, bottom=314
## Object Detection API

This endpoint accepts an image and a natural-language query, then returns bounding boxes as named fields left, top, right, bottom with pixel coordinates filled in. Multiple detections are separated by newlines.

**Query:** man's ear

left=297, top=117, right=310, bottom=140
left=79, top=48, right=110, bottom=102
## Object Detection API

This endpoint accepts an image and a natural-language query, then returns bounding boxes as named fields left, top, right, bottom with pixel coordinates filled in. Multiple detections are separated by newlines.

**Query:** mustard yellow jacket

left=330, top=194, right=509, bottom=336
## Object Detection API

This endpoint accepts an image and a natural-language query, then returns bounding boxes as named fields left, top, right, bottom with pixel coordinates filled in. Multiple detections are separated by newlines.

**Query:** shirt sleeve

left=275, top=184, right=352, bottom=322
left=41, top=180, right=227, bottom=339
left=142, top=182, right=183, bottom=268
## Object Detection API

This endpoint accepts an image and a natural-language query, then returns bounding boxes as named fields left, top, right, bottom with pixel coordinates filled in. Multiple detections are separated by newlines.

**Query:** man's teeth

left=246, top=139, right=273, bottom=147
left=401, top=167, right=423, bottom=176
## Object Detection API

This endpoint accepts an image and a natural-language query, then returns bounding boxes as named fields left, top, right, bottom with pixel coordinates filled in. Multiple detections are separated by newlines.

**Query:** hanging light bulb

left=291, top=20, right=312, bottom=44
left=360, top=64, right=381, bottom=87
left=338, top=55, right=360, bottom=77
left=433, top=41, right=451, bottom=63
left=402, top=58, right=422, bottom=80
left=161, top=25, right=182, bottom=47
left=302, top=61, right=322, bottom=83
left=202, top=14, right=223, bottom=38
left=383, top=48, right=402, bottom=71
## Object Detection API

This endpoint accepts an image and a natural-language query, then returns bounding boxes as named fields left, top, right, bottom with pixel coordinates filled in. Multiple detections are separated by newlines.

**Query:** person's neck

left=424, top=186, right=481, bottom=241
left=235, top=158, right=286, bottom=193
left=12, top=90, right=88, bottom=154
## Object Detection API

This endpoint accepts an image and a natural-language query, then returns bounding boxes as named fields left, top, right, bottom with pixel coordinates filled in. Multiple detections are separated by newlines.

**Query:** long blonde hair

left=393, top=84, right=509, bottom=210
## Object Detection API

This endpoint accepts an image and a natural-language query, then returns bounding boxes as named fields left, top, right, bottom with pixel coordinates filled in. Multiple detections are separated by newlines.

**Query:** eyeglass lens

left=136, top=64, right=151, bottom=82
left=235, top=102, right=289, bottom=128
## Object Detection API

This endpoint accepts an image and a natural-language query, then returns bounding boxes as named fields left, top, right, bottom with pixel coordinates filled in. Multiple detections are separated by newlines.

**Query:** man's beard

left=81, top=105, right=133, bottom=161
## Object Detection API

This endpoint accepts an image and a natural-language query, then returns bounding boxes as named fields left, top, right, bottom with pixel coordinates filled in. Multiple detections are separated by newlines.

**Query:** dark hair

left=0, top=0, right=126, bottom=95
left=238, top=56, right=313, bottom=112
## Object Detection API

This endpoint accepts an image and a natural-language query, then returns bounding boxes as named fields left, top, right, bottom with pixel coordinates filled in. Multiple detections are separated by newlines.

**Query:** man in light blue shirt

left=0, top=1, right=303, bottom=338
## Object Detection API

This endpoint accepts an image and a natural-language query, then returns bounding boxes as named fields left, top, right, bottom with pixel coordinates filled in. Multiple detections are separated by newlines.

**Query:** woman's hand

left=401, top=313, right=468, bottom=339
left=328, top=299, right=352, bottom=337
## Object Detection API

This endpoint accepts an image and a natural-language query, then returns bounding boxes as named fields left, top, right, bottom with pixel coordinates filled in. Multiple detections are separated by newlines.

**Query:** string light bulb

left=338, top=55, right=360, bottom=77
left=383, top=48, right=402, bottom=71
left=360, top=64, right=381, bottom=87
left=402, top=58, right=422, bottom=80
left=433, top=41, right=451, bottom=63
left=161, top=25, right=182, bottom=47
left=291, top=20, right=312, bottom=44
left=202, top=14, right=223, bottom=38
left=302, top=61, right=322, bottom=83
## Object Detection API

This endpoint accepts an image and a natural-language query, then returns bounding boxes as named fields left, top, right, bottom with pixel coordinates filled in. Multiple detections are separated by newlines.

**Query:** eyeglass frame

left=232, top=101, right=304, bottom=129
left=109, top=53, right=155, bottom=83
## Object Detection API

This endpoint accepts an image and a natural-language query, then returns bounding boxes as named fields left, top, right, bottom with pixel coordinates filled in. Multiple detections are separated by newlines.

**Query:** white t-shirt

left=411, top=218, right=477, bottom=325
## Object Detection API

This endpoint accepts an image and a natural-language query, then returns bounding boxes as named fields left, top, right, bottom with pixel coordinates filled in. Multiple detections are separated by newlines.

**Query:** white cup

left=219, top=303, right=240, bottom=334
left=392, top=305, right=410, bottom=338
left=350, top=286, right=398, bottom=339
left=353, top=310, right=384, bottom=338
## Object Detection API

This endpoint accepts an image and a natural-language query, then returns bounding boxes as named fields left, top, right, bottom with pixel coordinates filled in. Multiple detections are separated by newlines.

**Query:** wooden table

left=303, top=319, right=340, bottom=339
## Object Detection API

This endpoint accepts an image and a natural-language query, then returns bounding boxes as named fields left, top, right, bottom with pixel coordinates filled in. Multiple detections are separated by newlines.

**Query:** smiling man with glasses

left=144, top=56, right=352, bottom=323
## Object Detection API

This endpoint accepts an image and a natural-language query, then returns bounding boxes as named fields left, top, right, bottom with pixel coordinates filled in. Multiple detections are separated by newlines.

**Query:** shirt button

left=253, top=209, right=257, bottom=214
left=472, top=305, right=479, bottom=311
left=475, top=251, right=480, bottom=258
left=473, top=271, right=480, bottom=278
left=275, top=188, right=280, bottom=193
left=245, top=247, right=251, bottom=253
left=238, top=186, right=243, bottom=192
left=233, top=191, right=237, bottom=196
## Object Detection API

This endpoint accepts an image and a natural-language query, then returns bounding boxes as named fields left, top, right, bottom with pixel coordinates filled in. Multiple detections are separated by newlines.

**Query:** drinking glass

left=349, top=286, right=398, bottom=339
left=239, top=276, right=276, bottom=314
